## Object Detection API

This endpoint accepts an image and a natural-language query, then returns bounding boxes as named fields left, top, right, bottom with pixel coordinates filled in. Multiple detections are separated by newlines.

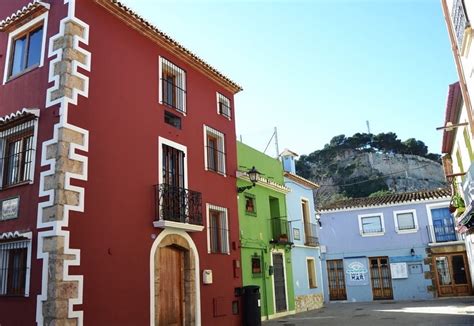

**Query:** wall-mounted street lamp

left=237, top=166, right=261, bottom=193
left=410, top=248, right=415, bottom=256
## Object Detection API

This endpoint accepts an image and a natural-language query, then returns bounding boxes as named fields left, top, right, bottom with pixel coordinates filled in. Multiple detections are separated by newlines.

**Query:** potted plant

left=450, top=193, right=465, bottom=213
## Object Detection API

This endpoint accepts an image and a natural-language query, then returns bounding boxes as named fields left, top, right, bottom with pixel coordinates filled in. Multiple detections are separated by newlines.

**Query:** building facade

left=237, top=142, right=295, bottom=320
left=319, top=189, right=471, bottom=302
left=0, top=0, right=243, bottom=325
left=281, top=149, right=324, bottom=312
left=441, top=0, right=474, bottom=289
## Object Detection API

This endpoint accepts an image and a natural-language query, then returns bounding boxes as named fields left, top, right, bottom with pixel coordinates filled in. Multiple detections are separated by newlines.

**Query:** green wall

left=237, top=142, right=295, bottom=319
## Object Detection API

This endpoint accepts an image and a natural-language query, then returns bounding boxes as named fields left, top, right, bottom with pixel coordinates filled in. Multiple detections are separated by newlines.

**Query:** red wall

left=61, top=1, right=242, bottom=324
left=0, top=1, right=66, bottom=325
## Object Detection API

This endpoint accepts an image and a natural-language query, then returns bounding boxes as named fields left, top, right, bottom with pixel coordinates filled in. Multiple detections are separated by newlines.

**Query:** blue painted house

left=318, top=188, right=472, bottom=302
left=281, top=149, right=324, bottom=312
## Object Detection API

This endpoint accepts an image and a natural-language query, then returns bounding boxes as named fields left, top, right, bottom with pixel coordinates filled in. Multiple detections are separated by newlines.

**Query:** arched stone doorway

left=151, top=231, right=200, bottom=325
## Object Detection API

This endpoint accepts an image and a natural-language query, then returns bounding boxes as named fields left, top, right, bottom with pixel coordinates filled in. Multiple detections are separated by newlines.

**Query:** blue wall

left=284, top=176, right=324, bottom=299
left=319, top=199, right=451, bottom=302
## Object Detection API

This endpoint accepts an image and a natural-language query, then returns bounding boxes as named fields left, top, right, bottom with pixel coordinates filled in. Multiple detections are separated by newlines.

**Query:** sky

left=121, top=0, right=458, bottom=157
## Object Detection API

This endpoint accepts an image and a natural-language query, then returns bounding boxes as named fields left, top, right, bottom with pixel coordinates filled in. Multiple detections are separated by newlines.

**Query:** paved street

left=264, top=297, right=474, bottom=326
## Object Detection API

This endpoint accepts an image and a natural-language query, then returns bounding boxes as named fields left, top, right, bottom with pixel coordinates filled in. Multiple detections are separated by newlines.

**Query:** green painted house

left=237, top=141, right=295, bottom=320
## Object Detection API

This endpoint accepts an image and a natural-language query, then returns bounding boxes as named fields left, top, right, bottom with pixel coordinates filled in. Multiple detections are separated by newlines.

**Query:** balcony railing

left=270, top=216, right=292, bottom=244
left=304, top=222, right=319, bottom=247
left=452, top=0, right=469, bottom=49
left=155, top=184, right=202, bottom=226
left=427, top=224, right=458, bottom=243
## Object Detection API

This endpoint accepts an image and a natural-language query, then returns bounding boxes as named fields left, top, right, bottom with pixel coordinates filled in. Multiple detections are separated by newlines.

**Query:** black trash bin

left=242, top=285, right=261, bottom=326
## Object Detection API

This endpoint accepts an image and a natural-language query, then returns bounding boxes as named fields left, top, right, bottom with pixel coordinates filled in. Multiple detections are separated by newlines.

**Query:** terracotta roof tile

left=95, top=0, right=242, bottom=93
left=319, top=188, right=451, bottom=212
left=0, top=1, right=49, bottom=31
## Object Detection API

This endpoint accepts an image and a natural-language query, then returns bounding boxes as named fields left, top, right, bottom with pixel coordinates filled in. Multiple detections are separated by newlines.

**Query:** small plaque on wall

left=2, top=197, right=19, bottom=220
left=293, top=228, right=300, bottom=240
left=390, top=262, right=408, bottom=279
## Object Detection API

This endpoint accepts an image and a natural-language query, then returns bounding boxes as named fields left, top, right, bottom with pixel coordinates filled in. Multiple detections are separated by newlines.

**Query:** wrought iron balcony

left=426, top=224, right=458, bottom=243
left=452, top=0, right=469, bottom=49
left=304, top=222, right=319, bottom=247
left=270, top=217, right=292, bottom=245
left=155, top=184, right=203, bottom=230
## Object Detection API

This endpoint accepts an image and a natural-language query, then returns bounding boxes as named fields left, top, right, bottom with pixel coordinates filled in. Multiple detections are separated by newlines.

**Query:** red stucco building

left=0, top=0, right=242, bottom=325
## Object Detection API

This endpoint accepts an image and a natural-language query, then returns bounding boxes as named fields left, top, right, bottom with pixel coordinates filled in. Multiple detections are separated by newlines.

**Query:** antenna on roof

left=263, top=127, right=280, bottom=158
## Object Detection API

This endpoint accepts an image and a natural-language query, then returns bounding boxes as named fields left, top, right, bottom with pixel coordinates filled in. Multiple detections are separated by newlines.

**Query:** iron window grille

left=427, top=224, right=457, bottom=243
left=204, top=126, right=226, bottom=175
left=207, top=205, right=229, bottom=254
left=360, top=216, right=383, bottom=234
left=304, top=222, right=319, bottom=247
left=0, top=118, right=36, bottom=188
left=452, top=0, right=469, bottom=49
left=160, top=57, right=186, bottom=114
left=155, top=184, right=202, bottom=225
left=0, top=240, right=29, bottom=296
left=217, top=93, right=231, bottom=119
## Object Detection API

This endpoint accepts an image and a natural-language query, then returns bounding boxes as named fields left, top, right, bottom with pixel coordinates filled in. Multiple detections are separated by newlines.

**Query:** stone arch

left=150, top=229, right=200, bottom=326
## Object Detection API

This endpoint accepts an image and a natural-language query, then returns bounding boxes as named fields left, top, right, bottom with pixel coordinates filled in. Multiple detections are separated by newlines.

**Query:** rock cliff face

left=298, top=149, right=447, bottom=205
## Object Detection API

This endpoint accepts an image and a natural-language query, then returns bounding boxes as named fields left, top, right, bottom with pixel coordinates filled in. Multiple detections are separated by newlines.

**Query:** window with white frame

left=307, top=258, right=317, bottom=289
left=0, top=238, right=31, bottom=296
left=216, top=93, right=231, bottom=119
left=204, top=126, right=226, bottom=175
left=0, top=115, right=38, bottom=188
left=358, top=214, right=384, bottom=236
left=207, top=204, right=229, bottom=254
left=159, top=57, right=186, bottom=113
left=3, top=12, right=48, bottom=84
left=393, top=210, right=418, bottom=233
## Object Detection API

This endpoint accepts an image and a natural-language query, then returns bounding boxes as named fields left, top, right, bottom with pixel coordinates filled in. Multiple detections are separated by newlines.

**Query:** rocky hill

left=295, top=133, right=447, bottom=206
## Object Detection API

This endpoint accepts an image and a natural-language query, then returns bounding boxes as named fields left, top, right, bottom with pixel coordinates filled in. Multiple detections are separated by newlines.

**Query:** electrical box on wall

left=203, top=269, right=213, bottom=284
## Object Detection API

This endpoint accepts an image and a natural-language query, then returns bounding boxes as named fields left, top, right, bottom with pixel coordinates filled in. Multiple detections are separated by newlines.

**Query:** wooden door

left=369, top=257, right=393, bottom=300
left=327, top=259, right=347, bottom=300
left=158, top=246, right=184, bottom=326
left=272, top=253, right=287, bottom=312
left=434, top=253, right=472, bottom=297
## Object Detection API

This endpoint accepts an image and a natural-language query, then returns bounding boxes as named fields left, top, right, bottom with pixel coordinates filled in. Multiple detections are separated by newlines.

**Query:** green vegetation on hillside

left=295, top=132, right=443, bottom=203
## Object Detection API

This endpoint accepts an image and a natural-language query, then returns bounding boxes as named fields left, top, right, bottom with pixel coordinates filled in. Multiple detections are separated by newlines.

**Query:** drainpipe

left=441, top=0, right=474, bottom=138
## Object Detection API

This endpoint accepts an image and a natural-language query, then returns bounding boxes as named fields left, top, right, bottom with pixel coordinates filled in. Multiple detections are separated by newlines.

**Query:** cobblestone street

left=264, top=297, right=474, bottom=326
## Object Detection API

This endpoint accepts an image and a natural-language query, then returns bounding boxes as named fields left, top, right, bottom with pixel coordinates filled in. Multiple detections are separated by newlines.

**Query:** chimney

left=280, top=148, right=298, bottom=174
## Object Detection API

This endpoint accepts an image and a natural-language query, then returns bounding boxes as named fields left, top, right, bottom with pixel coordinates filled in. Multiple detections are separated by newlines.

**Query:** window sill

left=205, top=168, right=226, bottom=177
left=245, top=212, right=257, bottom=217
left=4, top=65, right=40, bottom=84
left=153, top=219, right=204, bottom=232
left=395, top=228, right=418, bottom=234
left=360, top=232, right=385, bottom=237
left=160, top=102, right=186, bottom=116
left=1, top=180, right=32, bottom=190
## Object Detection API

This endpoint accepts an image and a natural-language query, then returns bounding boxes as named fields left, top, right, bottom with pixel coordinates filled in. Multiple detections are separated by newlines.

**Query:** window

left=393, top=210, right=418, bottom=233
left=358, top=214, right=384, bottom=236
left=307, top=258, right=317, bottom=289
left=216, top=93, right=231, bottom=119
left=207, top=205, right=229, bottom=254
left=244, top=194, right=256, bottom=215
left=0, top=118, right=37, bottom=188
left=164, top=110, right=181, bottom=129
left=204, top=126, right=226, bottom=175
left=8, top=24, right=43, bottom=79
left=251, top=256, right=262, bottom=274
left=0, top=238, right=31, bottom=296
left=159, top=57, right=186, bottom=113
